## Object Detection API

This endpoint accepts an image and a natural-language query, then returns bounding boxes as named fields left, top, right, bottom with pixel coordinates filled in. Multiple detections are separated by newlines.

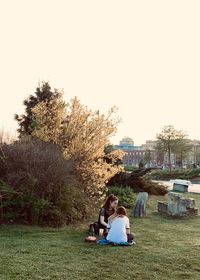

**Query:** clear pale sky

left=0, top=0, right=200, bottom=145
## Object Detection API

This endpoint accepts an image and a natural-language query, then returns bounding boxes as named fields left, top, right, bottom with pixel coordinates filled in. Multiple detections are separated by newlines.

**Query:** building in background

left=114, top=137, right=162, bottom=167
left=114, top=137, right=200, bottom=168
left=184, top=139, right=200, bottom=167
left=119, top=137, right=134, bottom=147
left=163, top=139, right=200, bottom=168
left=141, top=140, right=164, bottom=167
left=114, top=137, right=147, bottom=167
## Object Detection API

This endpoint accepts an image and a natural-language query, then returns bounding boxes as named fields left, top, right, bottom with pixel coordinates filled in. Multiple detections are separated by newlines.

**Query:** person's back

left=107, top=215, right=130, bottom=243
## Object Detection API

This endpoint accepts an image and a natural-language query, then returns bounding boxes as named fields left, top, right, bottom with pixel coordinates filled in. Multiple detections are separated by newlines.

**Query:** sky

left=0, top=0, right=200, bottom=145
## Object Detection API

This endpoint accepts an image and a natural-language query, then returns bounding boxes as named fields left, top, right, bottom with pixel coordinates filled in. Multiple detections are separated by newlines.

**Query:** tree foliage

left=15, top=82, right=61, bottom=136
left=32, top=95, right=124, bottom=197
left=156, top=125, right=190, bottom=170
left=0, top=139, right=91, bottom=226
left=174, top=138, right=192, bottom=167
left=143, top=150, right=152, bottom=166
left=15, top=82, right=124, bottom=200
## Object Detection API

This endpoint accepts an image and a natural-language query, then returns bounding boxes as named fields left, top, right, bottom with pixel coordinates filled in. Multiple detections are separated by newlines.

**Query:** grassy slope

left=0, top=194, right=200, bottom=280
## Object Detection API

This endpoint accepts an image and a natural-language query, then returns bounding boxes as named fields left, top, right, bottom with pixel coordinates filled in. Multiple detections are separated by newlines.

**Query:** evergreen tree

left=15, top=82, right=59, bottom=136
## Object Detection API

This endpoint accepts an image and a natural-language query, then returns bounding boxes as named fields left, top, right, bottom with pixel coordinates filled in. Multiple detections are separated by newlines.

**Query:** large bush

left=0, top=138, right=91, bottom=226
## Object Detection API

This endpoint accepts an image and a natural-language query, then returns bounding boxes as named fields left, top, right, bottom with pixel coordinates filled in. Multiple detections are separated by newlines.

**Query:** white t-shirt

left=107, top=216, right=130, bottom=243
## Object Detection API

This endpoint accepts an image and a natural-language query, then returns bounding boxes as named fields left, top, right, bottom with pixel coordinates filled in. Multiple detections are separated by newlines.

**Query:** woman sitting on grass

left=106, top=206, right=135, bottom=244
left=98, top=194, right=119, bottom=235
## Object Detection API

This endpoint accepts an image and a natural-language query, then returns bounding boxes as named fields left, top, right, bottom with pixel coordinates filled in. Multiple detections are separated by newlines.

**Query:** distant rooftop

left=119, top=136, right=134, bottom=146
left=114, top=144, right=144, bottom=151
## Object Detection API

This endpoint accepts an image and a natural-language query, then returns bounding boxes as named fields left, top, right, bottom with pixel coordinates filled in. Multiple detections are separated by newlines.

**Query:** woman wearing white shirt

left=106, top=206, right=135, bottom=244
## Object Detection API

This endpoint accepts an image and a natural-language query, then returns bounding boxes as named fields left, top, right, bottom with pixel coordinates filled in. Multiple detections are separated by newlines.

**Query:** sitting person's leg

left=103, top=230, right=108, bottom=238
left=127, top=233, right=135, bottom=243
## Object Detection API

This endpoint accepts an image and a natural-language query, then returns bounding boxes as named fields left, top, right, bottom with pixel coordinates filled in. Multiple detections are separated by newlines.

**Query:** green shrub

left=0, top=139, right=91, bottom=226
left=148, top=168, right=200, bottom=180
left=107, top=186, right=136, bottom=208
left=124, top=165, right=138, bottom=172
left=0, top=181, right=24, bottom=222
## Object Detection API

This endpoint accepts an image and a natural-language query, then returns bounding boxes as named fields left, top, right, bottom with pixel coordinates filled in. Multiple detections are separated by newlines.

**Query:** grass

left=0, top=194, right=200, bottom=280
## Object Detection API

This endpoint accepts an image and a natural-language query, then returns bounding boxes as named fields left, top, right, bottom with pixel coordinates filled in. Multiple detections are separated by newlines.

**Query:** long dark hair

left=103, top=194, right=118, bottom=210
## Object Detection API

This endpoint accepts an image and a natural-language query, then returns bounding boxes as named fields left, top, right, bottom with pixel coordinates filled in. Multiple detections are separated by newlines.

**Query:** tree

left=16, top=83, right=124, bottom=199
left=15, top=82, right=62, bottom=136
left=138, top=160, right=144, bottom=168
left=194, top=146, right=200, bottom=165
left=31, top=90, right=65, bottom=144
left=103, top=144, right=123, bottom=165
left=156, top=125, right=188, bottom=171
left=104, top=144, right=115, bottom=155
left=174, top=138, right=192, bottom=168
left=32, top=96, right=123, bottom=197
left=143, top=149, right=152, bottom=167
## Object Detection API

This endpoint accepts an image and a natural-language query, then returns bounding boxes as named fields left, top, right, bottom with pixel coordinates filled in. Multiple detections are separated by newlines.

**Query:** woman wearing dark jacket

left=98, top=194, right=118, bottom=235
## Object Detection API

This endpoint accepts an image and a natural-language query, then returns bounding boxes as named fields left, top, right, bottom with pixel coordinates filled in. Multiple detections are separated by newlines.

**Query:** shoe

left=128, top=241, right=136, bottom=245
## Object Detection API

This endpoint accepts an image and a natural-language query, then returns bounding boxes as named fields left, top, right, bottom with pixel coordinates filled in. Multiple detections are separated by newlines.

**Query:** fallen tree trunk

left=107, top=168, right=168, bottom=195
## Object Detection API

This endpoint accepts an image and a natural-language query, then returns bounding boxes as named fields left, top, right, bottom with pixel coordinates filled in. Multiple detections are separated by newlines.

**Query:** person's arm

left=100, top=216, right=108, bottom=227
left=99, top=208, right=108, bottom=228
left=126, top=217, right=131, bottom=234
left=107, top=223, right=111, bottom=233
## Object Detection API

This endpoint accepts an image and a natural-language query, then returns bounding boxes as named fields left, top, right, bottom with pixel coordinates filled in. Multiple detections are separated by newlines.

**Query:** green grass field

left=0, top=193, right=200, bottom=280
